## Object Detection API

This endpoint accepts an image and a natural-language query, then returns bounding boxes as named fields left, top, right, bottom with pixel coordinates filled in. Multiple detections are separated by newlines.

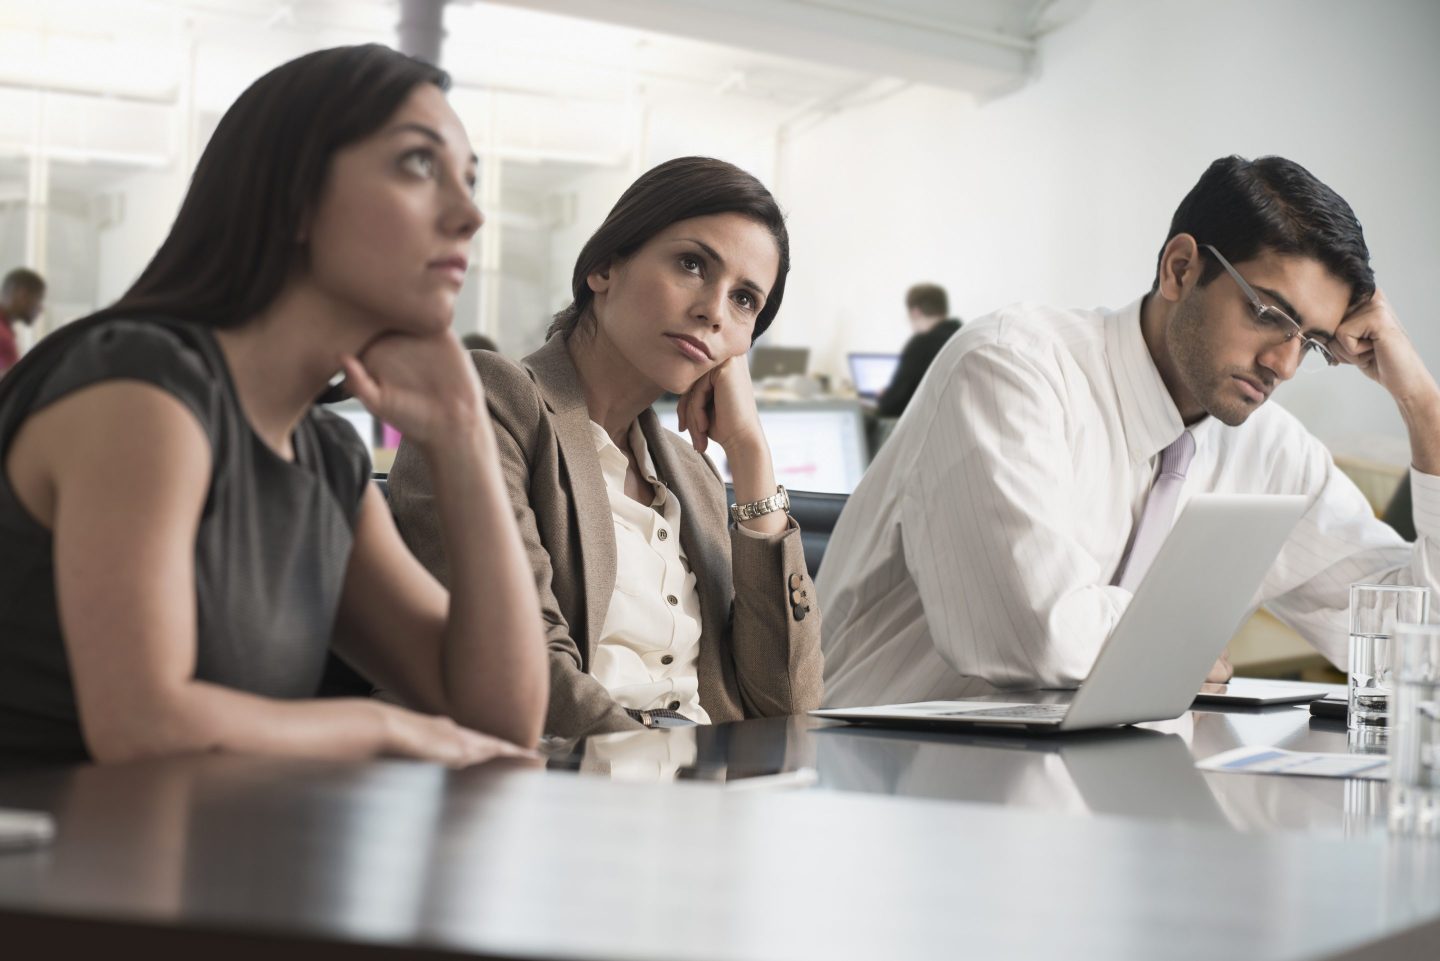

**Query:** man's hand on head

left=1333, top=289, right=1440, bottom=474
left=1333, top=290, right=1439, bottom=404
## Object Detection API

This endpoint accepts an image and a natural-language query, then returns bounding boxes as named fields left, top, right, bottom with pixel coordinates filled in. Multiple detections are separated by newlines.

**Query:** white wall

left=777, top=0, right=1440, bottom=448
left=95, top=168, right=186, bottom=307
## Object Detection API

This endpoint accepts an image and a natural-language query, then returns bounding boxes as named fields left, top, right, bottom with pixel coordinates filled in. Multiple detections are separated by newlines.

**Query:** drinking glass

left=1389, top=624, right=1440, bottom=836
left=1349, top=584, right=1429, bottom=730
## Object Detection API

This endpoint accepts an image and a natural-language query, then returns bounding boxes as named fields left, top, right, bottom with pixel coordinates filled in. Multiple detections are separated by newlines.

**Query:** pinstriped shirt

left=817, top=298, right=1440, bottom=707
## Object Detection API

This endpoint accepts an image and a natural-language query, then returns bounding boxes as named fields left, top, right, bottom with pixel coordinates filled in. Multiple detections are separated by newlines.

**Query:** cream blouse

left=589, top=420, right=710, bottom=724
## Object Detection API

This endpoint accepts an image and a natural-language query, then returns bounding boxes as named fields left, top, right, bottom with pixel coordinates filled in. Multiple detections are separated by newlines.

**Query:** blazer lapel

left=523, top=338, right=616, bottom=666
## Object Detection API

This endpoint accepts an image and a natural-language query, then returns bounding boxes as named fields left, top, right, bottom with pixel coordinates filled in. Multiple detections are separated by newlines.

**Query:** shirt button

left=666, top=594, right=678, bottom=606
left=658, top=529, right=668, bottom=541
left=661, top=654, right=674, bottom=665
left=668, top=701, right=681, bottom=711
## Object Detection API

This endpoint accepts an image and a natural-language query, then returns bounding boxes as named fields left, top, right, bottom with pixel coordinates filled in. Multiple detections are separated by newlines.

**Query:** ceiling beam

left=481, top=0, right=1037, bottom=97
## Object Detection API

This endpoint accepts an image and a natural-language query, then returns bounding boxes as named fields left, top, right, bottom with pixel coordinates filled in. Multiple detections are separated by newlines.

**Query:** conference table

left=0, top=685, right=1437, bottom=960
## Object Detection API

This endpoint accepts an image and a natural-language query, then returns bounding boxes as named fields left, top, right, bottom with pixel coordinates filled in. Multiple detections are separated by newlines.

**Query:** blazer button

left=788, top=573, right=803, bottom=590
left=792, top=604, right=809, bottom=622
left=791, top=588, right=809, bottom=605
left=667, top=701, right=681, bottom=711
left=666, top=594, right=678, bottom=606
left=658, top=529, right=668, bottom=541
left=661, top=654, right=674, bottom=665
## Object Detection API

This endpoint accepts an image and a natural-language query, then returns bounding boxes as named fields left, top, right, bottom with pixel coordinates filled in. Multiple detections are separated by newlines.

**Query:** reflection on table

left=0, top=693, right=1438, bottom=959
left=555, top=685, right=1395, bottom=838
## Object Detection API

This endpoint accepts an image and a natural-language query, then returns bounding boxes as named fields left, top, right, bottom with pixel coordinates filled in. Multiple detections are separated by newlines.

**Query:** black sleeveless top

left=0, top=319, right=370, bottom=764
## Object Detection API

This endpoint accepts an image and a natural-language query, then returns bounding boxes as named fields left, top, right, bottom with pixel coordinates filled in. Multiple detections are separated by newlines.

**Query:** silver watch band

left=730, top=485, right=790, bottom=523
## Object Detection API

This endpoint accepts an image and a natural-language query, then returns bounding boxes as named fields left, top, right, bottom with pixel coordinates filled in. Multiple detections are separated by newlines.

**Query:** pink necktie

left=1112, top=430, right=1196, bottom=592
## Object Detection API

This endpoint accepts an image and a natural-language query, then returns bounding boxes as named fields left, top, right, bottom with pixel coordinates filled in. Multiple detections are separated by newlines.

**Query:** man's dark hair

left=1, top=268, right=45, bottom=297
left=905, top=283, right=948, bottom=318
left=548, top=156, right=789, bottom=343
left=1153, top=155, right=1374, bottom=310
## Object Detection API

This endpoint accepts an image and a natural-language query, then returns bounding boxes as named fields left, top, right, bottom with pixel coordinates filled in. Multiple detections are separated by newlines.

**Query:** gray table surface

left=0, top=684, right=1437, bottom=960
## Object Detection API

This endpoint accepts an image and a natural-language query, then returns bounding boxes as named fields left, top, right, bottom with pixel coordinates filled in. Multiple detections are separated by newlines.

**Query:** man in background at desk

left=875, top=283, right=961, bottom=417
left=818, top=154, right=1440, bottom=707
left=0, top=268, right=45, bottom=378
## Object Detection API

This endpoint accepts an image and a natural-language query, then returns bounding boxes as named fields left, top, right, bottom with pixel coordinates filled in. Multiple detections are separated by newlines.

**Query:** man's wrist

left=1396, top=381, right=1440, bottom=429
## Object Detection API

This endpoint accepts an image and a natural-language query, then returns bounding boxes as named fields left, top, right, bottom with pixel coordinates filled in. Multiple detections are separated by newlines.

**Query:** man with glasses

left=819, top=155, right=1440, bottom=707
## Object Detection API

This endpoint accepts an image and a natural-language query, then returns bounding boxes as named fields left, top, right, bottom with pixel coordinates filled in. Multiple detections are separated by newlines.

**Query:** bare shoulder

left=7, top=380, right=210, bottom=528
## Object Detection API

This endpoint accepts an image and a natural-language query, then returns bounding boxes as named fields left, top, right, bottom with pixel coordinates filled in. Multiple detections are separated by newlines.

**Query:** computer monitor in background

left=327, top=398, right=377, bottom=465
left=749, top=346, right=809, bottom=380
left=848, top=353, right=900, bottom=400
left=652, top=400, right=869, bottom=495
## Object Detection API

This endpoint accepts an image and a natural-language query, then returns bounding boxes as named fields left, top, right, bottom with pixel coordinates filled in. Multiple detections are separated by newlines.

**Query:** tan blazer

left=388, top=336, right=823, bottom=737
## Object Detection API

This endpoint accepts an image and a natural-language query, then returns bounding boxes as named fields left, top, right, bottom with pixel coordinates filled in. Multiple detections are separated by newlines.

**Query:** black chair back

left=1383, top=474, right=1415, bottom=541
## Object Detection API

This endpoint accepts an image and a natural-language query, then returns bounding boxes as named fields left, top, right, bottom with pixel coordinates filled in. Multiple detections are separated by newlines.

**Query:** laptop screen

left=849, top=353, right=900, bottom=400
left=750, top=346, right=809, bottom=380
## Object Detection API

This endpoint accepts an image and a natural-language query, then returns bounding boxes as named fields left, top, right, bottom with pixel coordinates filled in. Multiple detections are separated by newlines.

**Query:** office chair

left=1383, top=474, right=1415, bottom=541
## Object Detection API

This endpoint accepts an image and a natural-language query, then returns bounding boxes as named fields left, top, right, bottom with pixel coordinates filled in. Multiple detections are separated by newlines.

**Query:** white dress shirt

left=818, top=298, right=1440, bottom=707
left=590, top=420, right=711, bottom=724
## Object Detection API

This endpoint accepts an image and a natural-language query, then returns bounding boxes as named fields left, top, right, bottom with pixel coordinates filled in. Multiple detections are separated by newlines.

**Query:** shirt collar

left=590, top=419, right=665, bottom=502
left=1106, top=296, right=1189, bottom=465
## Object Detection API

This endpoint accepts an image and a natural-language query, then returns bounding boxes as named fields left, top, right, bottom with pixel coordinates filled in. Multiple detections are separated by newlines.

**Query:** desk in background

left=652, top=397, right=871, bottom=494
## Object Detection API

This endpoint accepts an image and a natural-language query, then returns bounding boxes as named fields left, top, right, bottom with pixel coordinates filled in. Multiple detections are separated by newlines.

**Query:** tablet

left=1191, top=678, right=1332, bottom=707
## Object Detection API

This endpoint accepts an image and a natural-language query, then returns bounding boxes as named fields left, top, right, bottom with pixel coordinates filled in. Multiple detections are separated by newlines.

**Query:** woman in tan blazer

left=390, top=157, right=822, bottom=737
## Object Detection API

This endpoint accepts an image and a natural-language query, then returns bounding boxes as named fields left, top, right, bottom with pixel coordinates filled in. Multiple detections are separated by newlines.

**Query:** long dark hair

left=101, top=44, right=450, bottom=328
left=0, top=45, right=448, bottom=410
left=549, top=156, right=790, bottom=342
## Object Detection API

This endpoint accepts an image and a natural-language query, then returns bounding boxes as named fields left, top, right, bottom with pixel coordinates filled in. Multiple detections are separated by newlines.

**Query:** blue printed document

left=1197, top=746, right=1388, bottom=780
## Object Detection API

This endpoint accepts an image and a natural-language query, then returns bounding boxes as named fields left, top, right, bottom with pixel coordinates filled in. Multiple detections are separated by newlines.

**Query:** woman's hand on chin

left=677, top=354, right=765, bottom=458
left=341, top=330, right=487, bottom=449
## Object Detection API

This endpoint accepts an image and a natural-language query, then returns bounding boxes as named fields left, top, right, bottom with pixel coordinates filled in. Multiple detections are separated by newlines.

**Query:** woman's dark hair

left=1153, top=155, right=1375, bottom=310
left=548, top=156, right=790, bottom=342
left=96, top=43, right=449, bottom=329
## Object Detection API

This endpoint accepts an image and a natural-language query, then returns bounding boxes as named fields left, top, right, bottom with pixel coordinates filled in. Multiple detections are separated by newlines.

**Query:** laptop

left=750, top=346, right=809, bottom=380
left=812, top=493, right=1309, bottom=734
left=848, top=352, right=900, bottom=401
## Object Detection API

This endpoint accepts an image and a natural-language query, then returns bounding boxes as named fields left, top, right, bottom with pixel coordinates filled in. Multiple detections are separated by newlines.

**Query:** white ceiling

left=0, top=0, right=1093, bottom=194
left=481, top=0, right=1088, bottom=98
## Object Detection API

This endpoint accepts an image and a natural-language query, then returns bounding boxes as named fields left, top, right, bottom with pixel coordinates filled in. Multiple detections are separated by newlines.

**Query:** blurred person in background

left=0, top=268, right=46, bottom=378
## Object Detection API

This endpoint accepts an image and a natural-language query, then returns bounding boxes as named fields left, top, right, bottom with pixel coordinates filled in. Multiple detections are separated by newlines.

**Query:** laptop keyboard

left=939, top=704, right=1068, bottom=720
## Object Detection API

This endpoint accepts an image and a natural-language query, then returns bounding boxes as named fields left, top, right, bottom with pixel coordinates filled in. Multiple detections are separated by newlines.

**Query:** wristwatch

left=730, top=485, right=790, bottom=523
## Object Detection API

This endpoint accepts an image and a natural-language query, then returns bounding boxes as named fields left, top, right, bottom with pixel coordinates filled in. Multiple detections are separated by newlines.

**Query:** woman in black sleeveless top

left=0, top=45, right=547, bottom=766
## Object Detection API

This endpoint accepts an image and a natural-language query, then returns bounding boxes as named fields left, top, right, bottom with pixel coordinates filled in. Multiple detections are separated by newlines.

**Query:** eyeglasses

left=1201, top=244, right=1338, bottom=371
